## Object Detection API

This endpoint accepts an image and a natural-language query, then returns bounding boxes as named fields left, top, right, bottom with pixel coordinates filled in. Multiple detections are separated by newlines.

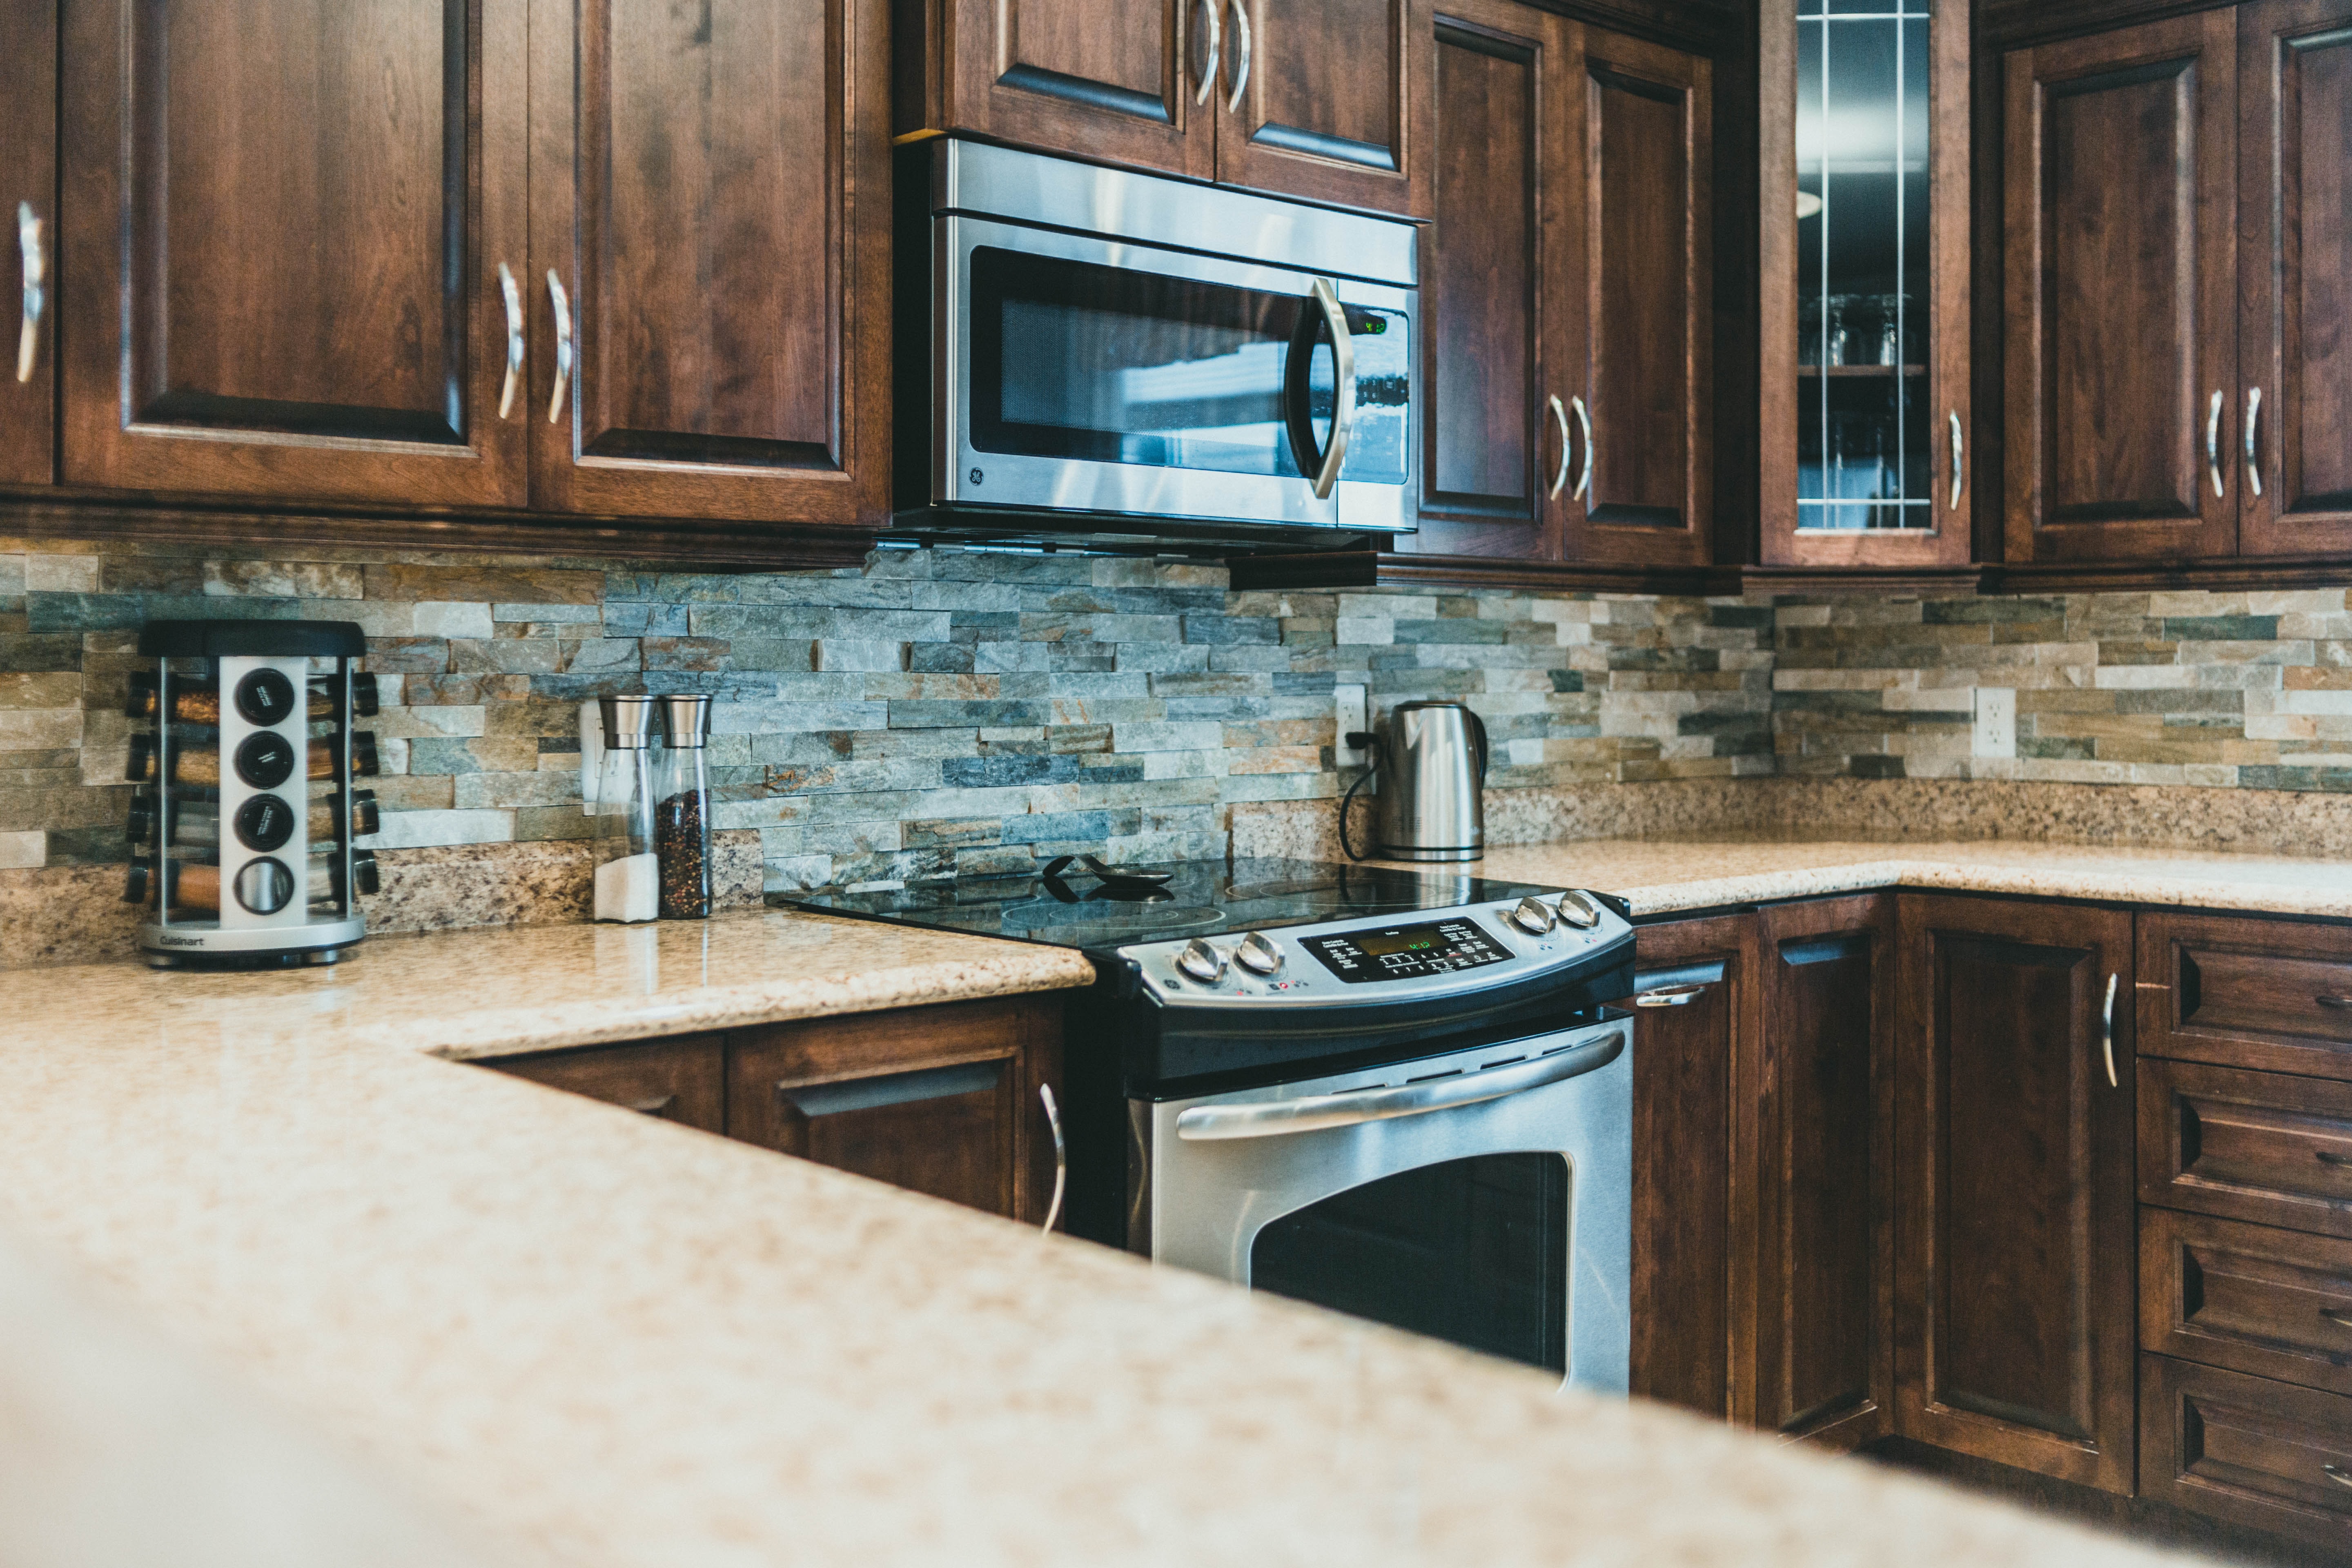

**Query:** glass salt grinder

left=594, top=694, right=659, bottom=922
left=654, top=693, right=713, bottom=920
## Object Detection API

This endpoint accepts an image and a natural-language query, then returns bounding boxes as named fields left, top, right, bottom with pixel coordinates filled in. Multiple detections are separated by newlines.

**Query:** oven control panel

left=1299, top=917, right=1511, bottom=984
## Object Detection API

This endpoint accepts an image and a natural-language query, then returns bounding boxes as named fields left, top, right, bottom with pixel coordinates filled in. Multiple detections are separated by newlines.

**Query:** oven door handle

left=1282, top=277, right=1355, bottom=501
left=1173, top=1033, right=1622, bottom=1142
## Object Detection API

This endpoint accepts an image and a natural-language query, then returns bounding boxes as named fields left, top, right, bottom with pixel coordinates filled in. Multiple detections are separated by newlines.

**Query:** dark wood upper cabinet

left=1750, top=894, right=1897, bottom=1449
left=2001, top=10, right=2240, bottom=564
left=58, top=0, right=530, bottom=508
left=1, top=0, right=54, bottom=487
left=1560, top=26, right=1712, bottom=567
left=2238, top=0, right=2352, bottom=557
left=528, top=0, right=890, bottom=528
left=1629, top=913, right=1748, bottom=1420
left=896, top=0, right=1215, bottom=184
left=1759, top=0, right=1971, bottom=574
left=1895, top=895, right=2138, bottom=1492
left=1217, top=0, right=1424, bottom=216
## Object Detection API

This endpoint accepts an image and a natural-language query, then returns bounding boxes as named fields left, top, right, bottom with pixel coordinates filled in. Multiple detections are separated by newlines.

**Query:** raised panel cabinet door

left=1406, top=0, right=1569, bottom=560
left=1627, top=913, right=1749, bottom=1419
left=1557, top=25, right=1713, bottom=568
left=0, top=0, right=55, bottom=486
left=1218, top=0, right=1425, bottom=216
left=486, top=1034, right=728, bottom=1134
left=2238, top=0, right=2352, bottom=557
left=2002, top=11, right=2239, bottom=564
left=58, top=0, right=528, bottom=507
left=1895, top=894, right=2138, bottom=1491
left=1750, top=893, right=1897, bottom=1450
left=529, top=0, right=891, bottom=528
left=915, top=0, right=1215, bottom=182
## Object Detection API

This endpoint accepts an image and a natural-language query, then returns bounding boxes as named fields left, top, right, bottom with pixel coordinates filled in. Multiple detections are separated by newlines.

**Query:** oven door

left=936, top=215, right=1414, bottom=532
left=1132, top=1020, right=1631, bottom=1391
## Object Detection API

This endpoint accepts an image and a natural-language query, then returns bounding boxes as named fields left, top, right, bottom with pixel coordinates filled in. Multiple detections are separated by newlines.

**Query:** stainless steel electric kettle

left=1345, top=699, right=1487, bottom=862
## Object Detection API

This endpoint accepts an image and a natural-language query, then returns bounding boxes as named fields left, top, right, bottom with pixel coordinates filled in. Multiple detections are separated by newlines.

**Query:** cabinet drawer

left=2140, top=1058, right=2352, bottom=1240
left=2143, top=1209, right=2352, bottom=1397
left=486, top=1033, right=727, bottom=1134
left=2139, top=912, right=2352, bottom=1081
left=2141, top=1353, right=2352, bottom=1550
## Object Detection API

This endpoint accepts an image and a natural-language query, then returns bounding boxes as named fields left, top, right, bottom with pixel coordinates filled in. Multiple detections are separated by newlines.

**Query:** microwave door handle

left=1172, top=1033, right=1622, bottom=1141
left=1281, top=278, right=1355, bottom=501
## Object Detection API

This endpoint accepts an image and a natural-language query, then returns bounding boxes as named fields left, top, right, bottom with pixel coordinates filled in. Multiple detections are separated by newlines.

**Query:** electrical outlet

left=1336, top=684, right=1369, bottom=767
left=1973, top=687, right=2016, bottom=759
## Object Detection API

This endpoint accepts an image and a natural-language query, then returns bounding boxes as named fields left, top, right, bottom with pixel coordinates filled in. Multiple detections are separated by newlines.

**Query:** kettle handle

left=1466, top=706, right=1488, bottom=784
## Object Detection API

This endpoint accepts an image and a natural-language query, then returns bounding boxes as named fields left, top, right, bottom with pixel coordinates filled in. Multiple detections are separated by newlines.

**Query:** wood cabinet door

left=1555, top=25, right=1713, bottom=568
left=726, top=996, right=1061, bottom=1222
left=1749, top=894, right=1897, bottom=1449
left=920, top=0, right=1216, bottom=183
left=2001, top=11, right=2239, bottom=564
left=1628, top=913, right=1749, bottom=1420
left=1895, top=895, right=2138, bottom=1491
left=1217, top=0, right=1424, bottom=216
left=58, top=0, right=528, bottom=508
left=528, top=0, right=890, bottom=528
left=487, top=1034, right=728, bottom=1134
left=2238, top=0, right=2352, bottom=557
left=0, top=0, right=54, bottom=486
left=1407, top=0, right=1570, bottom=560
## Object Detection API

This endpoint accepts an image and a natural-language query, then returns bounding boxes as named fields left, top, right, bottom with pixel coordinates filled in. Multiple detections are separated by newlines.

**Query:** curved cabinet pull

left=1546, top=394, right=1570, bottom=500
left=1634, top=983, right=1707, bottom=1008
left=1570, top=394, right=1593, bottom=502
left=496, top=263, right=524, bottom=420
left=626, top=1094, right=677, bottom=1117
left=2319, top=993, right=2352, bottom=1010
left=15, top=202, right=43, bottom=385
left=2328, top=1464, right=2352, bottom=1490
left=2245, top=386, right=2263, bottom=498
left=1948, top=409, right=1964, bottom=511
left=1193, top=0, right=1221, bottom=107
left=2318, top=1149, right=2352, bottom=1169
left=546, top=270, right=574, bottom=425
left=2321, top=1306, right=2352, bottom=1330
left=1225, top=0, right=1252, bottom=114
left=1038, top=1083, right=1066, bottom=1234
left=2100, top=972, right=2119, bottom=1089
left=2205, top=390, right=2225, bottom=499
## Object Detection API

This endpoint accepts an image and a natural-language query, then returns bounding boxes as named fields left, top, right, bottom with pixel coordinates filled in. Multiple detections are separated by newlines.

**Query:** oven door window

left=1250, top=1153, right=1568, bottom=1374
left=968, top=246, right=1408, bottom=483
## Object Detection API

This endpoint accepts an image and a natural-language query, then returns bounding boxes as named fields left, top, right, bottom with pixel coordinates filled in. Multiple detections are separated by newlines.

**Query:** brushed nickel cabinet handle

left=2101, top=972, right=2119, bottom=1089
left=2321, top=1306, right=2352, bottom=1330
left=2319, top=1149, right=2352, bottom=1169
left=1038, top=1083, right=1066, bottom=1234
left=2327, top=1464, right=2352, bottom=1490
left=2245, top=386, right=2263, bottom=498
left=1570, top=394, right=1593, bottom=502
left=1225, top=0, right=1251, bottom=113
left=1194, top=0, right=1221, bottom=107
left=626, top=1094, right=677, bottom=1116
left=1546, top=394, right=1570, bottom=499
left=496, top=263, right=524, bottom=419
left=2317, top=993, right=2352, bottom=1010
left=1948, top=409, right=1964, bottom=510
left=1635, top=983, right=1707, bottom=1008
left=2206, top=389, right=2225, bottom=498
left=546, top=271, right=574, bottom=424
left=15, top=202, right=43, bottom=384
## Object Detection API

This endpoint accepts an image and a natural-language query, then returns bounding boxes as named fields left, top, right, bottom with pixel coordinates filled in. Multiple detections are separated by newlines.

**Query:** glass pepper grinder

left=655, top=694, right=713, bottom=920
left=593, top=695, right=659, bottom=922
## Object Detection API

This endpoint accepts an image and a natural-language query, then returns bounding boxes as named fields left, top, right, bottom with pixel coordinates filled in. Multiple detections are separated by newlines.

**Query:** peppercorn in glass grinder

left=122, top=620, right=381, bottom=967
left=654, top=694, right=713, bottom=920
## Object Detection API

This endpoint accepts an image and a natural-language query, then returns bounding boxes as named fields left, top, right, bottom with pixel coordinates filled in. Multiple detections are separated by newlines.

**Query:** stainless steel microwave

left=893, top=140, right=1419, bottom=548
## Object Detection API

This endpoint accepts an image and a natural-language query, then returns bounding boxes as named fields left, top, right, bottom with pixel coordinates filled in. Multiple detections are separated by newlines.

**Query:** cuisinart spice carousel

left=123, top=619, right=381, bottom=967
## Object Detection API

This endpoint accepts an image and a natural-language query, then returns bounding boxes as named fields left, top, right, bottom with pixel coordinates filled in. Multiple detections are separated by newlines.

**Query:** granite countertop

left=0, top=874, right=2224, bottom=1567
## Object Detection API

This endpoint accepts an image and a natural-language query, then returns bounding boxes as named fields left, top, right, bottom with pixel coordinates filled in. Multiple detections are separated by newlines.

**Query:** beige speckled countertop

left=0, top=878, right=2232, bottom=1567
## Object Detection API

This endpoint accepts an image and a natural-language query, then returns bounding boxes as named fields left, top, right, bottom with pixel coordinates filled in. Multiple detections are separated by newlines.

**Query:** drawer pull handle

left=2328, top=1464, right=2352, bottom=1490
left=2319, top=994, right=2352, bottom=1010
left=2322, top=1307, right=2352, bottom=1330
left=626, top=1094, right=677, bottom=1116
left=1039, top=1084, right=1066, bottom=1235
left=1635, top=983, right=1707, bottom=1008
left=2100, top=972, right=2119, bottom=1089
left=2319, top=1150, right=2352, bottom=1169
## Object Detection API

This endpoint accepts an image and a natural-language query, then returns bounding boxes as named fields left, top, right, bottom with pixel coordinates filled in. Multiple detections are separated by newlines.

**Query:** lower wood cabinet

left=1894, top=894, right=2138, bottom=1493
left=480, top=995, right=1064, bottom=1227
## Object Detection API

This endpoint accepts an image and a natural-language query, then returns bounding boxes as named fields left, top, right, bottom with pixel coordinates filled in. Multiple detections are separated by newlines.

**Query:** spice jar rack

left=122, top=619, right=381, bottom=968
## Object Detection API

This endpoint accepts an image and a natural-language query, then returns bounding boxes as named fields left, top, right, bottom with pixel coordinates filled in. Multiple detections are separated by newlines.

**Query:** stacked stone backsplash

left=2, top=532, right=2346, bottom=968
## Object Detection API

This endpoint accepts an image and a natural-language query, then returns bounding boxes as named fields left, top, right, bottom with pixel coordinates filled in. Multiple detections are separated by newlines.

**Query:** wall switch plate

left=1336, top=684, right=1369, bottom=768
left=1973, top=687, right=2016, bottom=759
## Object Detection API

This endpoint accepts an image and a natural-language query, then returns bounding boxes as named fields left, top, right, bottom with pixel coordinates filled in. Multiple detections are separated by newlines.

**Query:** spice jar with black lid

left=654, top=694, right=713, bottom=920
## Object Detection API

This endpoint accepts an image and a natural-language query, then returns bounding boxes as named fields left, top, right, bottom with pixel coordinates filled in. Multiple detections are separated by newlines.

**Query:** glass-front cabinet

left=1760, top=0, right=1971, bottom=571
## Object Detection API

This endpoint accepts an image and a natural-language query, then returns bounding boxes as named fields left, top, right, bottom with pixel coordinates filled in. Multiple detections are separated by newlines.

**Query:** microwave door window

left=969, top=247, right=1405, bottom=484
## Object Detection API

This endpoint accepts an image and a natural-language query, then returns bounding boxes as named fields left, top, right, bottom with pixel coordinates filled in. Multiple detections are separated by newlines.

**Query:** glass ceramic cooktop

left=782, top=858, right=1565, bottom=953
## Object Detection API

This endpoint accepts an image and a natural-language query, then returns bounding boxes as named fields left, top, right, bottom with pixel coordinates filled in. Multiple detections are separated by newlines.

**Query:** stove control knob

left=1176, top=938, right=1227, bottom=984
left=1556, top=890, right=1602, bottom=929
left=1234, top=931, right=1284, bottom=976
left=1508, top=896, right=1557, bottom=935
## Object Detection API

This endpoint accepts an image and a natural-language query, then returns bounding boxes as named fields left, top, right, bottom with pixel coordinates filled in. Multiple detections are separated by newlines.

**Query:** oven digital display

left=1301, top=918, right=1511, bottom=984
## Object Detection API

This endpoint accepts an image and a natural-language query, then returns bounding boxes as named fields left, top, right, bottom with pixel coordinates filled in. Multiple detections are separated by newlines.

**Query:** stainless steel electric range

left=790, top=857, right=1636, bottom=1392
